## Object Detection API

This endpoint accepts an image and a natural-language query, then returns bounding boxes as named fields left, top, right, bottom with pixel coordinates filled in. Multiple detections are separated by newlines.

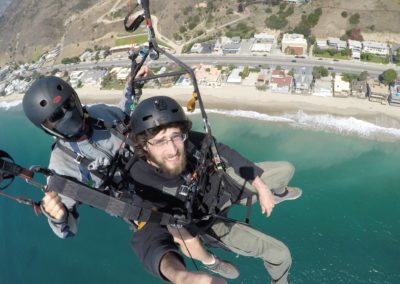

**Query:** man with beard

left=128, top=96, right=299, bottom=284
left=23, top=75, right=229, bottom=284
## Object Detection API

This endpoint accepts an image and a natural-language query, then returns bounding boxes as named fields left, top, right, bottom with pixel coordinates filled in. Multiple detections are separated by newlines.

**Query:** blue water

left=1, top=105, right=400, bottom=284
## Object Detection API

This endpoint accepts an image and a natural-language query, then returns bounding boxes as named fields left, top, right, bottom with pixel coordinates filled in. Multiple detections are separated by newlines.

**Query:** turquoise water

left=1, top=105, right=400, bottom=284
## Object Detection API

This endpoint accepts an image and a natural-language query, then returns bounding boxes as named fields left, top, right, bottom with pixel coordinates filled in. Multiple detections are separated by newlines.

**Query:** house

left=193, top=64, right=222, bottom=87
left=281, top=33, right=308, bottom=55
left=116, top=68, right=130, bottom=82
left=190, top=43, right=203, bottom=54
left=293, top=67, right=313, bottom=94
left=313, top=77, right=333, bottom=97
left=350, top=80, right=368, bottom=99
left=333, top=75, right=351, bottom=97
left=222, top=37, right=242, bottom=54
left=81, top=70, right=107, bottom=85
left=110, top=44, right=133, bottom=54
left=362, top=41, right=389, bottom=57
left=367, top=79, right=389, bottom=104
left=348, top=40, right=362, bottom=59
left=227, top=67, right=244, bottom=84
left=327, top=38, right=347, bottom=50
left=251, top=42, right=273, bottom=54
left=389, top=80, right=400, bottom=106
left=269, top=70, right=292, bottom=93
left=315, top=38, right=329, bottom=50
left=69, top=70, right=85, bottom=88
left=79, top=51, right=92, bottom=62
left=254, top=33, right=276, bottom=43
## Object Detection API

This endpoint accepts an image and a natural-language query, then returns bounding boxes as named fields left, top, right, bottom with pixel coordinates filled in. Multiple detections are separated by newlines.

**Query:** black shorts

left=130, top=222, right=184, bottom=281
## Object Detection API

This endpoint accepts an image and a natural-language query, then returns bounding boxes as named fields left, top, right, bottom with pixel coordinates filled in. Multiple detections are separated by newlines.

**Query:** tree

left=341, top=11, right=348, bottom=18
left=179, top=26, right=187, bottom=33
left=359, top=71, right=368, bottom=81
left=265, top=15, right=288, bottom=30
left=349, top=13, right=360, bottom=25
left=381, top=69, right=397, bottom=85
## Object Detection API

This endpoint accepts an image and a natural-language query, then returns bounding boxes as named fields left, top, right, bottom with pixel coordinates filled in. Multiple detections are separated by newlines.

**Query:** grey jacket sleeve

left=118, top=78, right=133, bottom=115
left=46, top=148, right=83, bottom=239
left=40, top=192, right=80, bottom=239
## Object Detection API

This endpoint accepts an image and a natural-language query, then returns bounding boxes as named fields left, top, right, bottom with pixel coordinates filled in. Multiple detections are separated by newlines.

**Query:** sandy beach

left=2, top=84, right=400, bottom=128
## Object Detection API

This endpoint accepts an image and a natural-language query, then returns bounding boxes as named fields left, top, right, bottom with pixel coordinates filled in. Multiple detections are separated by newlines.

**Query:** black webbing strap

left=88, top=117, right=135, bottom=149
left=54, top=141, right=106, bottom=180
left=47, top=174, right=177, bottom=225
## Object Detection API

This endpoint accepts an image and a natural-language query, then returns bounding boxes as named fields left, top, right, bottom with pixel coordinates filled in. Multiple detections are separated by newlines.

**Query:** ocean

left=1, top=102, right=399, bottom=284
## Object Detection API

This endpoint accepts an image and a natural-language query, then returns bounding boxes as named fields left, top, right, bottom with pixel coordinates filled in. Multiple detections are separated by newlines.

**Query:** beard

left=148, top=149, right=187, bottom=176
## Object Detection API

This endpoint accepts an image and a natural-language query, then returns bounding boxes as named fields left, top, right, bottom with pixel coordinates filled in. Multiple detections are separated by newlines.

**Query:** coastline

left=2, top=84, right=400, bottom=129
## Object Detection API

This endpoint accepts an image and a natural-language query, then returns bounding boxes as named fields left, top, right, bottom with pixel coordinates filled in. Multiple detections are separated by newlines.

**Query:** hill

left=0, top=0, right=399, bottom=65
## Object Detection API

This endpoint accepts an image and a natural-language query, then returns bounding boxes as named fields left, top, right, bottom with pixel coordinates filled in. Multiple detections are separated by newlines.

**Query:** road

left=46, top=54, right=400, bottom=80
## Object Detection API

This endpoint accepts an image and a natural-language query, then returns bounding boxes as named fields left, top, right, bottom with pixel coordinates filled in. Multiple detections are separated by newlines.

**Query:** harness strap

left=87, top=116, right=135, bottom=149
left=54, top=141, right=105, bottom=181
left=47, top=174, right=179, bottom=226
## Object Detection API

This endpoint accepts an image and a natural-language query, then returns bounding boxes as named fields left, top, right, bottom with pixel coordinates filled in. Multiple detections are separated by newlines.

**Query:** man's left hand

left=251, top=176, right=275, bottom=217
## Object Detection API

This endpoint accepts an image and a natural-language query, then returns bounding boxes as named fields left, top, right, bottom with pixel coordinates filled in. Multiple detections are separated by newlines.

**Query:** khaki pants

left=209, top=161, right=295, bottom=283
left=209, top=220, right=291, bottom=284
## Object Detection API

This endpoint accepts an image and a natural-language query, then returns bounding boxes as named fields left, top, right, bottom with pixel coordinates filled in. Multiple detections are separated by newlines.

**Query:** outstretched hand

left=251, top=176, right=275, bottom=217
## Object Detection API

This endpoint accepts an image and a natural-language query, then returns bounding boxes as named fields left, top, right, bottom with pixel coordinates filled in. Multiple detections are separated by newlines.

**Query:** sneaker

left=204, top=255, right=240, bottom=279
left=274, top=187, right=302, bottom=204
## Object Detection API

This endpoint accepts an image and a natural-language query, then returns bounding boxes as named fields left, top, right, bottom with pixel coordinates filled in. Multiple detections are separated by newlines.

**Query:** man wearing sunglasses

left=128, top=96, right=299, bottom=284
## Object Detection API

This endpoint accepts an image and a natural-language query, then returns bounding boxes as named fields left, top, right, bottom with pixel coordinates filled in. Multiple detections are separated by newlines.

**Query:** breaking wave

left=187, top=109, right=400, bottom=140
left=0, top=100, right=22, bottom=110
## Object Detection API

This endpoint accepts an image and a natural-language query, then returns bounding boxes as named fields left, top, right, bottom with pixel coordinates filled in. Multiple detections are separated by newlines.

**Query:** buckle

left=178, top=185, right=190, bottom=196
left=74, top=153, right=85, bottom=164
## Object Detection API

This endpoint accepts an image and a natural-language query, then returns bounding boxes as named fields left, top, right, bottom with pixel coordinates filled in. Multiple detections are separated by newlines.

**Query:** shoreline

left=2, top=84, right=400, bottom=129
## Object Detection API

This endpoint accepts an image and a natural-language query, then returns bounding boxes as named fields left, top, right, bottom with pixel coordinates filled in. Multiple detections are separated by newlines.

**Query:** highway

left=45, top=54, right=400, bottom=79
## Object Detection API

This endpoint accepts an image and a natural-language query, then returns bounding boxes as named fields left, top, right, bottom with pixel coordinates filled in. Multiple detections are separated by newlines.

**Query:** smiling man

left=128, top=96, right=298, bottom=284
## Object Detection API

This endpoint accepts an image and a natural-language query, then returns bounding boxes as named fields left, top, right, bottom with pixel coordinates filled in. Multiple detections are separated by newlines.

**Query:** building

left=348, top=40, right=362, bottom=59
left=270, top=70, right=292, bottom=93
left=193, top=64, right=222, bottom=87
left=110, top=44, right=133, bottom=54
left=350, top=80, right=368, bottom=99
left=367, top=79, right=389, bottom=104
left=190, top=43, right=203, bottom=54
left=333, top=75, right=351, bottom=97
left=281, top=33, right=308, bottom=55
left=222, top=37, right=242, bottom=54
left=116, top=68, right=131, bottom=82
left=313, top=77, right=333, bottom=97
left=327, top=38, right=347, bottom=50
left=315, top=38, right=329, bottom=50
left=227, top=67, right=244, bottom=84
left=389, top=80, right=400, bottom=106
left=362, top=41, right=389, bottom=57
left=81, top=70, right=107, bottom=85
left=293, top=67, right=313, bottom=94
left=69, top=70, right=85, bottom=88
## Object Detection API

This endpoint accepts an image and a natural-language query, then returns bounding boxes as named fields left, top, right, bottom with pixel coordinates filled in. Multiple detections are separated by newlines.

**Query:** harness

left=54, top=114, right=134, bottom=193
left=126, top=133, right=256, bottom=229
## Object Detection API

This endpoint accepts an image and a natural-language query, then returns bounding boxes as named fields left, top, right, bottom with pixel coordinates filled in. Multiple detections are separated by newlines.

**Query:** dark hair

left=130, top=120, right=192, bottom=159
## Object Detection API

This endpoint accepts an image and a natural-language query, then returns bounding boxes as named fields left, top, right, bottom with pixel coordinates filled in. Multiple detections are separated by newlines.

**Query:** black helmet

left=23, top=76, right=85, bottom=140
left=131, top=96, right=188, bottom=134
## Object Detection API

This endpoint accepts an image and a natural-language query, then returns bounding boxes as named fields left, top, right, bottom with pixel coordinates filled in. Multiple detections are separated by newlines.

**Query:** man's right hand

left=42, top=191, right=67, bottom=221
